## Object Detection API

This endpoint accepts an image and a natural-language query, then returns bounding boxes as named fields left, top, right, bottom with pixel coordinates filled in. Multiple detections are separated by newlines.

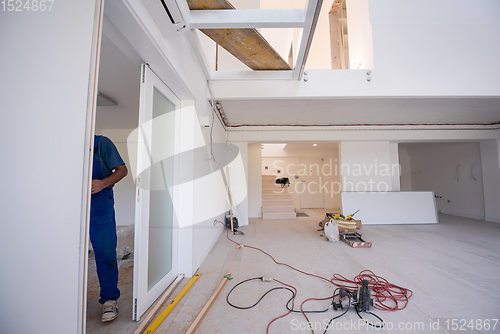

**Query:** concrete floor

left=87, top=210, right=500, bottom=334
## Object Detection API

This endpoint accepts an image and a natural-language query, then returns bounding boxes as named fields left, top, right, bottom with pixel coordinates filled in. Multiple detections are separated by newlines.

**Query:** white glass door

left=133, top=64, right=179, bottom=320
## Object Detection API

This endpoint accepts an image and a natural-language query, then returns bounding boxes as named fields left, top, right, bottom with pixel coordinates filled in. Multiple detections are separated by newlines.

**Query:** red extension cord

left=217, top=222, right=413, bottom=333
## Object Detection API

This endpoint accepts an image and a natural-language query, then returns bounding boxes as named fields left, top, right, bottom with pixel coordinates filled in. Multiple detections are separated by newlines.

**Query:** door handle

left=136, top=176, right=140, bottom=202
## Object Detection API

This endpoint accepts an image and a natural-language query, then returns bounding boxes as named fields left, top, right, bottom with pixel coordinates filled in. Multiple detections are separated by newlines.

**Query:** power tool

left=354, top=279, right=374, bottom=312
left=346, top=209, right=360, bottom=220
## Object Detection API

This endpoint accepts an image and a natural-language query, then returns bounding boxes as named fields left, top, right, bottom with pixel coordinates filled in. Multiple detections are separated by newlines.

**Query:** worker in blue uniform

left=90, top=135, right=128, bottom=322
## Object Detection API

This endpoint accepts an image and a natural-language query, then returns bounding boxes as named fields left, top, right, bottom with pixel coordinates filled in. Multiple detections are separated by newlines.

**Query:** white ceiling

left=219, top=97, right=500, bottom=126
left=95, top=34, right=142, bottom=130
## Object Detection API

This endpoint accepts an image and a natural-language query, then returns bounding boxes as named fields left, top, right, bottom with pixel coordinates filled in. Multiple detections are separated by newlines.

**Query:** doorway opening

left=261, top=143, right=342, bottom=220
left=87, top=16, right=184, bottom=331
left=86, top=22, right=142, bottom=333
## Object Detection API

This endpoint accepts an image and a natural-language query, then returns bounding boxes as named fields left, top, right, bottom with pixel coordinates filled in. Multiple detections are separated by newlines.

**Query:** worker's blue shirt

left=95, top=136, right=125, bottom=178
left=91, top=135, right=125, bottom=223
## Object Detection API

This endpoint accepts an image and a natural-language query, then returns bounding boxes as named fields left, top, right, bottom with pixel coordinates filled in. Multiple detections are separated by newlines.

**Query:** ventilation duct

left=143, top=0, right=187, bottom=36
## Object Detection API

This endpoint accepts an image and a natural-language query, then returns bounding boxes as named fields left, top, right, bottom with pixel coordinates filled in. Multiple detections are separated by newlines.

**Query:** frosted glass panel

left=147, top=87, right=175, bottom=291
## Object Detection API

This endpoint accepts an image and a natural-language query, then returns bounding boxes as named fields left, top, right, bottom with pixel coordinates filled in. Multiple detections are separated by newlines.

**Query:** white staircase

left=262, top=175, right=296, bottom=220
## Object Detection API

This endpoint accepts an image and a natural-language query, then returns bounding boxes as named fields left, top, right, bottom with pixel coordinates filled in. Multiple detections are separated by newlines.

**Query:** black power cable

left=226, top=277, right=335, bottom=314
left=226, top=277, right=385, bottom=333
left=322, top=288, right=352, bottom=333
left=355, top=308, right=385, bottom=328
left=226, top=277, right=295, bottom=310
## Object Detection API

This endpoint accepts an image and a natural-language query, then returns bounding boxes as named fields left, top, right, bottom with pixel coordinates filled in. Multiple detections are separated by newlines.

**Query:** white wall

left=304, top=0, right=332, bottom=69
left=191, top=116, right=227, bottom=271
left=340, top=141, right=399, bottom=192
left=0, top=2, right=99, bottom=333
left=369, top=0, right=500, bottom=96
left=342, top=191, right=438, bottom=224
left=262, top=143, right=339, bottom=157
left=480, top=140, right=500, bottom=222
left=248, top=144, right=263, bottom=217
left=346, top=0, right=374, bottom=69
left=405, top=143, right=485, bottom=220
left=212, top=0, right=500, bottom=98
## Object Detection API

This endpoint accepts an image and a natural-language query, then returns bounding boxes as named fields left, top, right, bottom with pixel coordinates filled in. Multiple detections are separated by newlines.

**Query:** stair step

left=262, top=188, right=285, bottom=193
left=263, top=194, right=292, bottom=200
left=262, top=181, right=281, bottom=188
left=263, top=212, right=297, bottom=220
left=262, top=189, right=288, bottom=195
left=262, top=175, right=296, bottom=219
left=262, top=206, right=295, bottom=213
left=262, top=180, right=277, bottom=185
left=263, top=199, right=294, bottom=206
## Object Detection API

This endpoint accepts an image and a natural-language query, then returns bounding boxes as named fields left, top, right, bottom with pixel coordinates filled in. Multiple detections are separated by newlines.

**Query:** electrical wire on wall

left=471, top=162, right=478, bottom=181
left=454, top=164, right=461, bottom=181
left=206, top=81, right=228, bottom=163
left=207, top=99, right=217, bottom=163
left=214, top=220, right=413, bottom=334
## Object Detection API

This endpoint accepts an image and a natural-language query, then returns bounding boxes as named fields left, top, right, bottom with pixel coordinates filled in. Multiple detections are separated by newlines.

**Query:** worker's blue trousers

left=90, top=213, right=120, bottom=304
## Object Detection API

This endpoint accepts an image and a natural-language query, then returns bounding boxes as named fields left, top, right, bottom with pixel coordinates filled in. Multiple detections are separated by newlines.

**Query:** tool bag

left=275, top=177, right=290, bottom=188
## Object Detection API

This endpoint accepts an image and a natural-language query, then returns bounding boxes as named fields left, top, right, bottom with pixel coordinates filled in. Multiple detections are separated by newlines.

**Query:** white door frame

left=79, top=1, right=105, bottom=333
left=133, top=64, right=181, bottom=320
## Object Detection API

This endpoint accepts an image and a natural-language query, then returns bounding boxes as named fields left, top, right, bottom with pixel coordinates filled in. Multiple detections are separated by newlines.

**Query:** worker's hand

left=91, top=179, right=107, bottom=194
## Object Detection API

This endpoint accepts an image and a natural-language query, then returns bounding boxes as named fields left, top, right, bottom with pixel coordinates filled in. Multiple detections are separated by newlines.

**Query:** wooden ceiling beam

left=187, top=0, right=291, bottom=71
left=187, top=0, right=235, bottom=10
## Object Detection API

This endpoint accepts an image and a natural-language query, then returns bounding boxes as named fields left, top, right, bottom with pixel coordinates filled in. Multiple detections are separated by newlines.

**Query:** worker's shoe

left=101, top=300, right=118, bottom=322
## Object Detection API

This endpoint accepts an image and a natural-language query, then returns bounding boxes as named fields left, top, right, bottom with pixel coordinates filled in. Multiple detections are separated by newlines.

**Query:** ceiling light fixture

left=313, top=144, right=317, bottom=147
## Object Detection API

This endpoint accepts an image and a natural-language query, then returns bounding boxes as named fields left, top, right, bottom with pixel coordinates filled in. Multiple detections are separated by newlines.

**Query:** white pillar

left=233, top=142, right=249, bottom=225
left=389, top=143, right=401, bottom=191
left=480, top=139, right=500, bottom=223
left=248, top=143, right=263, bottom=218
left=399, top=145, right=412, bottom=191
